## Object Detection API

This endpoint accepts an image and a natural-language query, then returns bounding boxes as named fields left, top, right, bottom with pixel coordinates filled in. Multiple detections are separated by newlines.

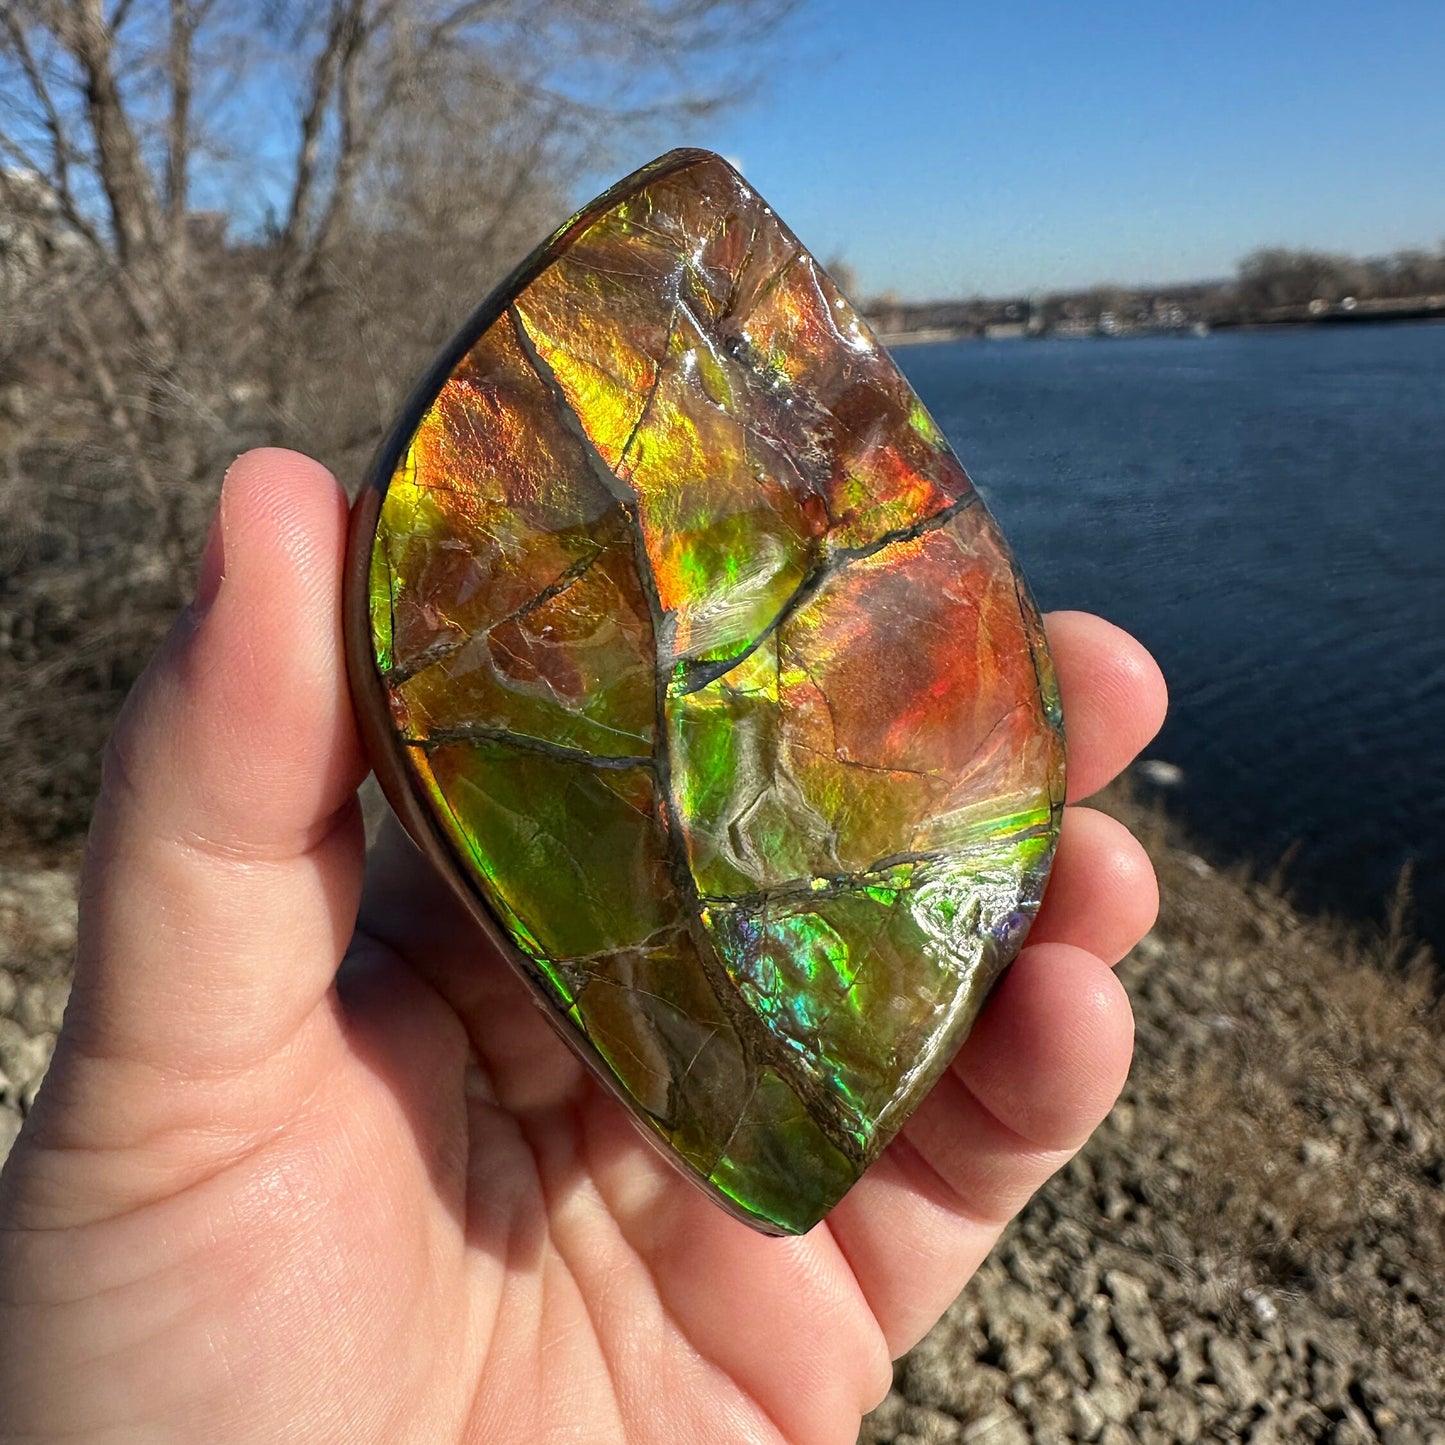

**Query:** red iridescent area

left=355, top=150, right=1065, bottom=1234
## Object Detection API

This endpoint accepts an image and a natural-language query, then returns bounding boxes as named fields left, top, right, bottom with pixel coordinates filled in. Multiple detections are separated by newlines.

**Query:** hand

left=0, top=449, right=1166, bottom=1443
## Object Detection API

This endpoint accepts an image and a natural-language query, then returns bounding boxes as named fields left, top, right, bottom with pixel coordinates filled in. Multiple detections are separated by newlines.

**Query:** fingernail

left=194, top=488, right=227, bottom=615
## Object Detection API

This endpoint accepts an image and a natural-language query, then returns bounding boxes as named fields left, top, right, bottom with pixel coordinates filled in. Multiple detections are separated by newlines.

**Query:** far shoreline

left=877, top=308, right=1445, bottom=348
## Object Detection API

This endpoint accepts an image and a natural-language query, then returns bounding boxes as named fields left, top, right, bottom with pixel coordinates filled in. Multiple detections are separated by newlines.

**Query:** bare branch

left=50, top=0, right=162, bottom=267
left=298, top=0, right=372, bottom=272
left=0, top=0, right=800, bottom=846
left=277, top=0, right=357, bottom=269
left=0, top=126, right=108, bottom=264
left=0, top=16, right=81, bottom=216
left=165, top=0, right=195, bottom=235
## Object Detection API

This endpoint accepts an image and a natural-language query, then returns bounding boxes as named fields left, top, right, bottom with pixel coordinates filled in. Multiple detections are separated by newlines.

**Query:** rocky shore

left=1, top=781, right=1440, bottom=1442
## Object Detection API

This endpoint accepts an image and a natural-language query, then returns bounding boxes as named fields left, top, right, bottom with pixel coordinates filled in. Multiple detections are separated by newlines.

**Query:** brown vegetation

left=0, top=0, right=791, bottom=848
left=1235, top=246, right=1445, bottom=312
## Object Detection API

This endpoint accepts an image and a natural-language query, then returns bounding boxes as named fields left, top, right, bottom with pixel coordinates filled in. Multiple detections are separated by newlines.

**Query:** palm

left=0, top=452, right=1165, bottom=1444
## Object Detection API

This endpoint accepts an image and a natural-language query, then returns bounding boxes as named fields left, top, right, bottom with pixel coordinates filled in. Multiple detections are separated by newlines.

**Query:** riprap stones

left=348, top=149, right=1066, bottom=1234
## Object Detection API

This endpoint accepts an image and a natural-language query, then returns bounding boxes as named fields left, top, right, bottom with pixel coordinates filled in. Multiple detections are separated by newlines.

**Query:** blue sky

left=614, top=0, right=1445, bottom=299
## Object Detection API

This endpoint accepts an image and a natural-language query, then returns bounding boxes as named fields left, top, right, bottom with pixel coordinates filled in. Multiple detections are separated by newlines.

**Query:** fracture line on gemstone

left=672, top=490, right=982, bottom=697
left=697, top=854, right=932, bottom=910
left=404, top=729, right=654, bottom=772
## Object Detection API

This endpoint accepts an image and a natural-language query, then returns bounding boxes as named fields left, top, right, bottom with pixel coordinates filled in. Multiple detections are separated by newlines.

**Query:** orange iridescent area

left=365, top=150, right=1065, bottom=1235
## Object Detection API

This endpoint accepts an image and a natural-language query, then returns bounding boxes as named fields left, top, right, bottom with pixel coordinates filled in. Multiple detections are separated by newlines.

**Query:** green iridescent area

left=364, top=149, right=1066, bottom=1234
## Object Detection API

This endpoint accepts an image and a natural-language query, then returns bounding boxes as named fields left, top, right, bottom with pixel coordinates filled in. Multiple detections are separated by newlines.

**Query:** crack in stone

left=788, top=737, right=941, bottom=784
left=406, top=726, right=654, bottom=772
left=698, top=810, right=1059, bottom=916
left=385, top=543, right=610, bottom=694
left=501, top=544, right=606, bottom=626
left=700, top=855, right=929, bottom=912
left=615, top=281, right=684, bottom=473
left=509, top=306, right=645, bottom=517
left=672, top=489, right=981, bottom=696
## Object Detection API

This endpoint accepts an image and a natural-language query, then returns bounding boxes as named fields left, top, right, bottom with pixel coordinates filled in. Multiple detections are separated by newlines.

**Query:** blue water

left=896, top=324, right=1445, bottom=953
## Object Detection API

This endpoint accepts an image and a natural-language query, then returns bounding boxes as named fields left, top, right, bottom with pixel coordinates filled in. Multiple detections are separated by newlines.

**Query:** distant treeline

left=1234, top=245, right=1445, bottom=309
left=863, top=244, right=1445, bottom=339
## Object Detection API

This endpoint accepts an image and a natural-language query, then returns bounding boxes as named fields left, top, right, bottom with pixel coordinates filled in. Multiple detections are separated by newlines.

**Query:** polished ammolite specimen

left=348, top=149, right=1066, bottom=1235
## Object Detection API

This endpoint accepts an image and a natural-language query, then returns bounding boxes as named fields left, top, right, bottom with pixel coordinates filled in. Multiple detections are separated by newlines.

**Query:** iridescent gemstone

left=346, top=149, right=1065, bottom=1234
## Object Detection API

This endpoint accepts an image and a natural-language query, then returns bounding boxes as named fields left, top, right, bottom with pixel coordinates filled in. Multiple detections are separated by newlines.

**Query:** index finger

left=1044, top=610, right=1167, bottom=801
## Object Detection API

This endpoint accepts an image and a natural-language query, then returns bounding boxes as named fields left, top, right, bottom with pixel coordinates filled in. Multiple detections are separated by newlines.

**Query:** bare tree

left=0, top=0, right=793, bottom=845
left=1234, top=248, right=1373, bottom=311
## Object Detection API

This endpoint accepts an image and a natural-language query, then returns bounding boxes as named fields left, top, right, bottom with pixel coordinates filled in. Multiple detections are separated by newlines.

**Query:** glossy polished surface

left=355, top=150, right=1065, bottom=1234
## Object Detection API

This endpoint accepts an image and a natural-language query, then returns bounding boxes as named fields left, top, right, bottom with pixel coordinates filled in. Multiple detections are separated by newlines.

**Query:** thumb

left=47, top=448, right=366, bottom=1111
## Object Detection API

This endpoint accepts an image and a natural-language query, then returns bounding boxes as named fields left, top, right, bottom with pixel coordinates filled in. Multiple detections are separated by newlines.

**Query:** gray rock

left=860, top=1390, right=908, bottom=1441
left=1027, top=1402, right=1075, bottom=1441
left=1247, top=1415, right=1285, bottom=1445
left=901, top=1405, right=963, bottom=1445
left=1087, top=1382, right=1138, bottom=1426
left=0, top=967, right=17, bottom=1015
left=1379, top=1426, right=1426, bottom=1445
left=1207, top=1335, right=1263, bottom=1409
left=1133, top=930, right=1168, bottom=960
left=1151, top=1393, right=1201, bottom=1439
left=21, top=1053, right=51, bottom=1111
left=959, top=1408, right=1027, bottom=1445
left=0, top=866, right=80, bottom=960
left=1328, top=1418, right=1378, bottom=1445
left=1070, top=1390, right=1106, bottom=1442
left=1193, top=1380, right=1227, bottom=1412
left=1311, top=1351, right=1356, bottom=1411
left=1172, top=1332, right=1206, bottom=1388
left=982, top=1281, right=1070, bottom=1379
left=1081, top=1309, right=1127, bottom=1387
left=1064, top=1258, right=1102, bottom=1300
left=0, top=1018, right=54, bottom=1092
left=16, top=979, right=65, bottom=1035
left=0, top=1104, right=22, bottom=1166
left=1244, top=1287, right=1279, bottom=1327
left=1098, top=1426, right=1137, bottom=1445
left=0, top=1016, right=28, bottom=1077
left=1051, top=1218, right=1093, bottom=1261
left=1035, top=1371, right=1069, bottom=1404
left=1053, top=1338, right=1091, bottom=1389
left=1133, top=1421, right=1174, bottom=1445
left=901, top=1350, right=1006, bottom=1417
left=1105, top=1270, right=1170, bottom=1364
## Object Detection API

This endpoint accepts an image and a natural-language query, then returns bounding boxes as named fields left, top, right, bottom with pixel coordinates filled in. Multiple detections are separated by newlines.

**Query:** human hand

left=0, top=449, right=1166, bottom=1443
